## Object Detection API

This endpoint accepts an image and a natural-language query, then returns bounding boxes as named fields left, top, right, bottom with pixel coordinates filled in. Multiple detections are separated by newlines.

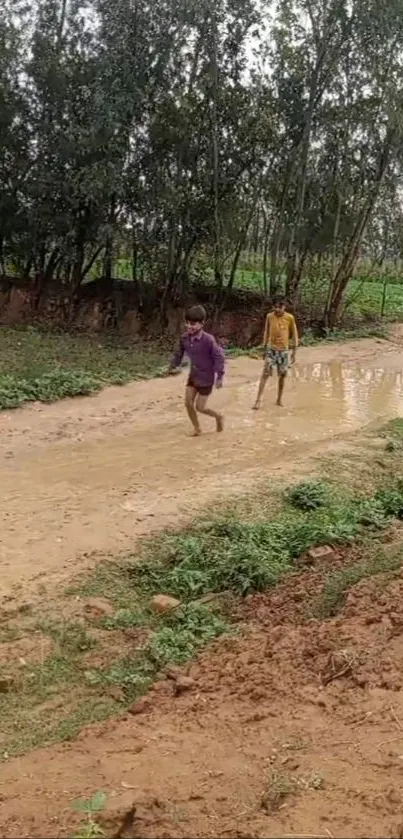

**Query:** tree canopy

left=2, top=0, right=403, bottom=325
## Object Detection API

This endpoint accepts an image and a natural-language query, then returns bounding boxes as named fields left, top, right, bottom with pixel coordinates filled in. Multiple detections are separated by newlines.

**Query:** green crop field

left=108, top=258, right=403, bottom=321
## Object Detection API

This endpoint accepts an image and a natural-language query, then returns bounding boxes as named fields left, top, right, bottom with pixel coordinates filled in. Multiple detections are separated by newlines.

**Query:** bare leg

left=276, top=373, right=286, bottom=406
left=253, top=365, right=271, bottom=410
left=185, top=386, right=201, bottom=435
left=195, top=394, right=224, bottom=432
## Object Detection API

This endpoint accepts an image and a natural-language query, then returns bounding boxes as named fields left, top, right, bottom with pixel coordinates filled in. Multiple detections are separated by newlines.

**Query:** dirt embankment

left=2, top=547, right=403, bottom=838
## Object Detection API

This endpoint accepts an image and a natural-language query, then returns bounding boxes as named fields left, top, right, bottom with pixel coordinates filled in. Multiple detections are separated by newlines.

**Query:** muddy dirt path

left=1, top=335, right=403, bottom=601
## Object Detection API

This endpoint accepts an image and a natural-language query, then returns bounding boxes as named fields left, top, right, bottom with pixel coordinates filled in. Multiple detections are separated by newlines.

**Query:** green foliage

left=38, top=620, right=96, bottom=654
left=72, top=791, right=106, bottom=839
left=0, top=370, right=101, bottom=409
left=285, top=480, right=332, bottom=511
left=73, top=792, right=106, bottom=815
left=147, top=605, right=227, bottom=666
left=0, top=329, right=168, bottom=409
left=130, top=482, right=403, bottom=600
left=313, top=547, right=403, bottom=618
left=375, top=489, right=403, bottom=519
left=86, top=604, right=227, bottom=697
left=101, top=607, right=149, bottom=631
left=2, top=0, right=403, bottom=326
left=381, top=419, right=403, bottom=440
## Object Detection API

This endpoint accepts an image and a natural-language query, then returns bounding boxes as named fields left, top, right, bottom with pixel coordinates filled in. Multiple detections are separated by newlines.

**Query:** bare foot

left=190, top=428, right=202, bottom=437
left=252, top=402, right=260, bottom=411
left=276, top=399, right=283, bottom=407
left=216, top=414, right=224, bottom=433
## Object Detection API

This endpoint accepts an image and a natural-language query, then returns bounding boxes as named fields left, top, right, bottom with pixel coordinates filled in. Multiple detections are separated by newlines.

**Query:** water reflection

left=293, top=362, right=403, bottom=426
left=245, top=361, right=403, bottom=444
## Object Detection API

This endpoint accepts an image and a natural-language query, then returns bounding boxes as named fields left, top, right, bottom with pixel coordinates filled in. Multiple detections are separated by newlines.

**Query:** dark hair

left=273, top=295, right=286, bottom=306
left=185, top=304, right=206, bottom=323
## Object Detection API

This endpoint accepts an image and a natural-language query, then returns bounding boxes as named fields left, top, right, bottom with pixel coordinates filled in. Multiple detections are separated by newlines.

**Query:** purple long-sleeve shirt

left=171, top=330, right=225, bottom=387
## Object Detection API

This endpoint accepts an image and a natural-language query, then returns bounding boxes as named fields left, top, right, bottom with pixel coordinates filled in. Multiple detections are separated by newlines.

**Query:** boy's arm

left=168, top=338, right=185, bottom=372
left=262, top=314, right=270, bottom=353
left=290, top=316, right=299, bottom=360
left=212, top=338, right=225, bottom=386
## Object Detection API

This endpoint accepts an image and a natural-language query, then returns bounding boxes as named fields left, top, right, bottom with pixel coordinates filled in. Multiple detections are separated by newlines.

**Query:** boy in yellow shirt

left=253, top=296, right=299, bottom=409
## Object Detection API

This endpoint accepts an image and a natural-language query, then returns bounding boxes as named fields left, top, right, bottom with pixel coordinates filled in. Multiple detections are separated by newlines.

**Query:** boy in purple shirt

left=169, top=305, right=225, bottom=436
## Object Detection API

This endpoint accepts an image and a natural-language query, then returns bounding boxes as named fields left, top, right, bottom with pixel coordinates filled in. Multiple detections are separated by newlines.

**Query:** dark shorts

left=265, top=348, right=289, bottom=375
left=187, top=376, right=213, bottom=396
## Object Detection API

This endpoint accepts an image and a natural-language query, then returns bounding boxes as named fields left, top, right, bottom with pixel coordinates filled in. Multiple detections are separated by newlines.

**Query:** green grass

left=0, top=327, right=168, bottom=409
left=312, top=543, right=403, bottom=619
left=124, top=482, right=402, bottom=600
left=3, top=434, right=403, bottom=759
left=381, top=418, right=403, bottom=440
left=231, top=269, right=403, bottom=320
left=285, top=480, right=332, bottom=511
left=104, top=259, right=403, bottom=320
left=0, top=599, right=227, bottom=758
left=72, top=791, right=106, bottom=839
left=85, top=603, right=227, bottom=697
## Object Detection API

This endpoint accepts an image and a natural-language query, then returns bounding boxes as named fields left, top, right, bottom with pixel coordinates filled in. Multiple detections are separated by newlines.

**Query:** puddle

left=241, top=360, right=403, bottom=444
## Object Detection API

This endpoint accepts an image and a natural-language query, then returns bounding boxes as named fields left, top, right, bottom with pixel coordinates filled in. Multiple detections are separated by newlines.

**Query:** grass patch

left=262, top=769, right=297, bottom=812
left=86, top=603, right=227, bottom=699
left=67, top=561, right=136, bottom=607
left=380, top=418, right=403, bottom=441
left=38, top=619, right=97, bottom=654
left=285, top=480, right=332, bottom=511
left=312, top=544, right=403, bottom=618
left=72, top=791, right=106, bottom=839
left=0, top=601, right=227, bottom=757
left=127, top=480, right=403, bottom=599
left=0, top=327, right=169, bottom=409
left=2, top=697, right=120, bottom=758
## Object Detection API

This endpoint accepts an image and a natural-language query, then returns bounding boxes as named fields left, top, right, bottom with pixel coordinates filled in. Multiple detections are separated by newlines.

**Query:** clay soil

left=2, top=333, right=403, bottom=838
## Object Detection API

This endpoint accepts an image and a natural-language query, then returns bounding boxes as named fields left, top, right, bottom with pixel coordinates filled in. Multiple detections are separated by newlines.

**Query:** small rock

left=150, top=594, right=181, bottom=614
left=109, top=686, right=126, bottom=703
left=245, top=711, right=267, bottom=723
left=307, top=545, right=335, bottom=561
left=149, top=680, right=168, bottom=693
left=128, top=697, right=150, bottom=715
left=99, top=792, right=137, bottom=838
left=165, top=665, right=183, bottom=682
left=84, top=597, right=114, bottom=619
left=18, top=602, right=33, bottom=615
left=174, top=676, right=195, bottom=695
left=0, top=676, right=14, bottom=693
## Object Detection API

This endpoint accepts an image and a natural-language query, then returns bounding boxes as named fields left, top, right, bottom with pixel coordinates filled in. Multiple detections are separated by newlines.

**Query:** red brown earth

left=2, top=553, right=403, bottom=838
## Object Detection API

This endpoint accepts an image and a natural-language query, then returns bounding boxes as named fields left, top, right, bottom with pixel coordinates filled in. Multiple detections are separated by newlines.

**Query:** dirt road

left=2, top=333, right=403, bottom=838
left=1, top=334, right=403, bottom=601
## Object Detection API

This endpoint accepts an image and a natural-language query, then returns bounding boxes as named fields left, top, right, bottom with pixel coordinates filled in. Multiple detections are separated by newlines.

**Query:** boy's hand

left=290, top=350, right=296, bottom=365
left=216, top=378, right=223, bottom=389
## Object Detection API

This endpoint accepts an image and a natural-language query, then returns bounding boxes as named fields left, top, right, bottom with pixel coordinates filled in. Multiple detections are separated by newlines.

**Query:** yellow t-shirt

left=263, top=312, right=299, bottom=351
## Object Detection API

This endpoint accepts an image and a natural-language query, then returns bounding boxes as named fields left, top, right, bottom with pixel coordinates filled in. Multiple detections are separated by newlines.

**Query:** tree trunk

left=326, top=129, right=396, bottom=329
left=261, top=212, right=270, bottom=297
left=211, top=10, right=221, bottom=292
left=286, top=48, right=325, bottom=300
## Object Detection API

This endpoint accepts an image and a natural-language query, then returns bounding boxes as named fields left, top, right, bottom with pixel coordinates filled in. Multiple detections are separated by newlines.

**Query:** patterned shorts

left=265, top=348, right=289, bottom=375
